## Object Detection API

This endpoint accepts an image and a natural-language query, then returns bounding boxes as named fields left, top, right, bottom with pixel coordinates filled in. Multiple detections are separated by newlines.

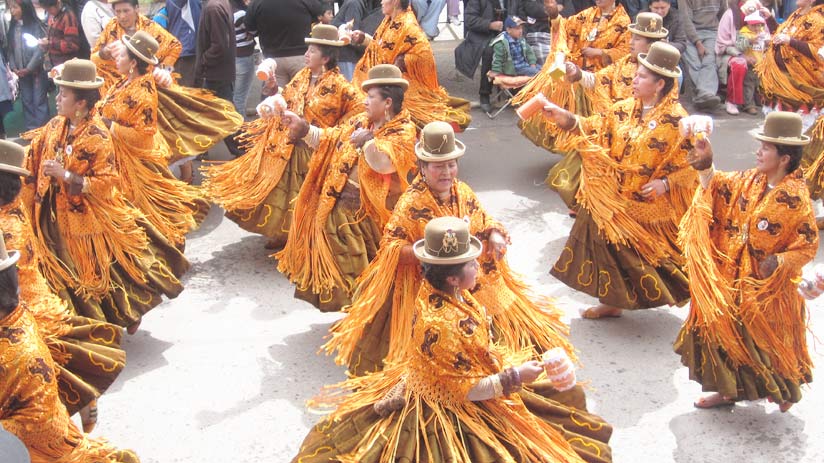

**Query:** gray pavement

left=88, top=41, right=824, bottom=462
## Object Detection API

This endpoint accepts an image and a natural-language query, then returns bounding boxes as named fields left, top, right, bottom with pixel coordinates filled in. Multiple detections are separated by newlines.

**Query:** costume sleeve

left=110, top=82, right=159, bottom=148
left=775, top=199, right=819, bottom=272
left=70, top=125, right=118, bottom=201
left=0, top=354, right=57, bottom=443
left=153, top=22, right=183, bottom=68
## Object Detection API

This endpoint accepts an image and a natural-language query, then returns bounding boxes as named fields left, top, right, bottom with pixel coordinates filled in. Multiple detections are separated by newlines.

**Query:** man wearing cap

left=490, top=16, right=540, bottom=77
left=679, top=111, right=817, bottom=411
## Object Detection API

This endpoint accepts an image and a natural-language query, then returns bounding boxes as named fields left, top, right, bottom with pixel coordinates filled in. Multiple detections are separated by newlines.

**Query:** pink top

left=716, top=9, right=739, bottom=55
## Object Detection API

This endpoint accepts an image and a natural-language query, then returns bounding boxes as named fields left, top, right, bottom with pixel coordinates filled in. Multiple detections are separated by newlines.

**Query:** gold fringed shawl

left=563, top=5, right=630, bottom=72
left=755, top=5, right=824, bottom=109
left=275, top=110, right=417, bottom=298
left=325, top=178, right=575, bottom=372
left=679, top=169, right=818, bottom=382
left=306, top=283, right=586, bottom=463
left=91, top=15, right=182, bottom=93
left=0, top=307, right=139, bottom=463
left=23, top=116, right=149, bottom=299
left=352, top=8, right=471, bottom=130
left=99, top=73, right=203, bottom=246
left=551, top=94, right=698, bottom=265
left=588, top=54, right=637, bottom=114
left=203, top=67, right=360, bottom=212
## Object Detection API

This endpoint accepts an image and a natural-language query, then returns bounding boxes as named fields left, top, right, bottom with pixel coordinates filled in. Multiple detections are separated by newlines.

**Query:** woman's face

left=115, top=47, right=135, bottom=75
left=10, top=2, right=22, bottom=20
left=632, top=65, right=664, bottom=100
left=421, top=159, right=458, bottom=195
left=113, top=2, right=138, bottom=30
left=56, top=86, right=83, bottom=119
left=630, top=34, right=652, bottom=59
left=364, top=87, right=391, bottom=122
left=381, top=0, right=399, bottom=15
left=304, top=45, right=327, bottom=72
left=455, top=260, right=480, bottom=291
left=755, top=141, right=788, bottom=175
left=594, top=0, right=615, bottom=10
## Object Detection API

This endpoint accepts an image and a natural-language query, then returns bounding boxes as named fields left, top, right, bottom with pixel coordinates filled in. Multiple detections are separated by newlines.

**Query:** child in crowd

left=490, top=16, right=539, bottom=78
left=317, top=2, right=334, bottom=25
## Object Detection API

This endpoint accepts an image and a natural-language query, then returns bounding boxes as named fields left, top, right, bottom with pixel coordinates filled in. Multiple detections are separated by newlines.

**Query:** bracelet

left=63, top=170, right=72, bottom=182
left=661, top=177, right=670, bottom=192
left=490, top=373, right=504, bottom=397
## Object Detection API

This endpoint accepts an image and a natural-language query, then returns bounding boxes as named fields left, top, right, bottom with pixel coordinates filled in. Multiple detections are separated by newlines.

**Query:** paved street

left=86, top=41, right=824, bottom=462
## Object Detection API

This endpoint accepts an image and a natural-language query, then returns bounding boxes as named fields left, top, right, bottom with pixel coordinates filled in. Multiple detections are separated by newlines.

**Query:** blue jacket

left=166, top=0, right=201, bottom=57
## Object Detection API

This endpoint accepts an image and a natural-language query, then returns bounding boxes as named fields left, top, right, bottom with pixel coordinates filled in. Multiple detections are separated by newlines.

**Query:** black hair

left=229, top=0, right=247, bottom=11
left=64, top=87, right=102, bottom=111
left=11, top=0, right=44, bottom=28
left=373, top=85, right=405, bottom=115
left=0, top=172, right=22, bottom=207
left=777, top=143, right=804, bottom=173
left=318, top=45, right=339, bottom=71
left=647, top=68, right=676, bottom=98
left=0, top=266, right=20, bottom=312
left=321, top=1, right=334, bottom=12
left=39, top=0, right=60, bottom=7
left=399, top=0, right=410, bottom=9
left=421, top=261, right=466, bottom=293
left=111, top=0, right=139, bottom=7
left=127, top=49, right=151, bottom=75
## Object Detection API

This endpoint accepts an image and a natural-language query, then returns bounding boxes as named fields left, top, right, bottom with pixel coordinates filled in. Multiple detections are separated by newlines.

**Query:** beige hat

left=415, top=121, right=466, bottom=162
left=638, top=41, right=681, bottom=78
left=749, top=111, right=811, bottom=146
left=629, top=12, right=668, bottom=39
left=413, top=217, right=482, bottom=265
left=0, top=140, right=30, bottom=177
left=0, top=229, right=20, bottom=272
left=361, top=64, right=409, bottom=91
left=305, top=24, right=347, bottom=47
left=52, top=58, right=104, bottom=89
left=122, top=30, right=159, bottom=65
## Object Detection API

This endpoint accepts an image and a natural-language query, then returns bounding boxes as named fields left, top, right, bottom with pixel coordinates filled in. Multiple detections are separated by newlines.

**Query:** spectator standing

left=195, top=0, right=236, bottom=102
left=6, top=0, right=49, bottom=130
left=412, top=0, right=448, bottom=39
left=679, top=0, right=724, bottom=110
left=648, top=0, right=688, bottom=53
left=332, top=0, right=370, bottom=80
left=153, top=4, right=168, bottom=27
left=455, top=0, right=510, bottom=113
left=624, top=0, right=649, bottom=18
left=519, top=0, right=561, bottom=64
left=80, top=0, right=113, bottom=50
left=166, top=0, right=202, bottom=87
left=490, top=16, right=540, bottom=76
left=38, top=0, right=83, bottom=68
left=246, top=0, right=323, bottom=85
left=231, top=0, right=256, bottom=114
left=0, top=17, right=15, bottom=138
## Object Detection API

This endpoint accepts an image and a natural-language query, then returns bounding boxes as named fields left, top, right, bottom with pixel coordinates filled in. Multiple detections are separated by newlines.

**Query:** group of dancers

left=2, top=0, right=823, bottom=461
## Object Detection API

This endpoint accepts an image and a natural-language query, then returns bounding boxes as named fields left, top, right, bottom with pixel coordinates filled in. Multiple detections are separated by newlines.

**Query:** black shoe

left=480, top=95, right=491, bottom=113
left=694, top=95, right=721, bottom=111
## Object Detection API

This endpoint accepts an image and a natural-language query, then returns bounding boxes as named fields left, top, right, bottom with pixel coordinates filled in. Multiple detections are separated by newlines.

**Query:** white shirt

left=81, top=0, right=114, bottom=49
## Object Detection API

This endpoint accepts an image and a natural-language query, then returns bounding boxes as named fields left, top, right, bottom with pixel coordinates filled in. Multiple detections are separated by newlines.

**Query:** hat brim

left=637, top=53, right=681, bottom=78
left=413, top=235, right=483, bottom=265
left=0, top=250, right=21, bottom=272
left=0, top=164, right=31, bottom=177
left=122, top=35, right=159, bottom=66
left=305, top=38, right=347, bottom=47
left=414, top=139, right=466, bottom=162
left=628, top=25, right=669, bottom=39
left=749, top=129, right=811, bottom=146
left=361, top=77, right=409, bottom=91
left=53, top=76, right=104, bottom=89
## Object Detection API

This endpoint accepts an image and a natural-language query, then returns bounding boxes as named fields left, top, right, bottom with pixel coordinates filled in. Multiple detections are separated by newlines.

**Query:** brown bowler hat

left=750, top=111, right=811, bottom=146
left=629, top=12, right=668, bottom=39
left=305, top=24, right=346, bottom=47
left=638, top=41, right=681, bottom=78
left=361, top=64, right=409, bottom=91
left=122, top=30, right=159, bottom=65
left=0, top=140, right=30, bottom=177
left=413, top=217, right=482, bottom=265
left=415, top=121, right=466, bottom=162
left=52, top=58, right=104, bottom=89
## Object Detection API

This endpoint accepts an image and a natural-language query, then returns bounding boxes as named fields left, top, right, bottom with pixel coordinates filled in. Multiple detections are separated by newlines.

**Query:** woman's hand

left=14, top=68, right=30, bottom=78
left=757, top=255, right=779, bottom=279
left=350, top=127, right=374, bottom=149
left=541, top=103, right=573, bottom=129
left=41, top=159, right=66, bottom=179
left=640, top=179, right=667, bottom=199
left=487, top=230, right=507, bottom=260
left=152, top=68, right=173, bottom=88
left=282, top=110, right=309, bottom=141
left=581, top=47, right=603, bottom=59
left=758, top=6, right=772, bottom=18
left=351, top=30, right=365, bottom=44
left=517, top=360, right=544, bottom=385
left=687, top=137, right=714, bottom=171
left=773, top=33, right=791, bottom=45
